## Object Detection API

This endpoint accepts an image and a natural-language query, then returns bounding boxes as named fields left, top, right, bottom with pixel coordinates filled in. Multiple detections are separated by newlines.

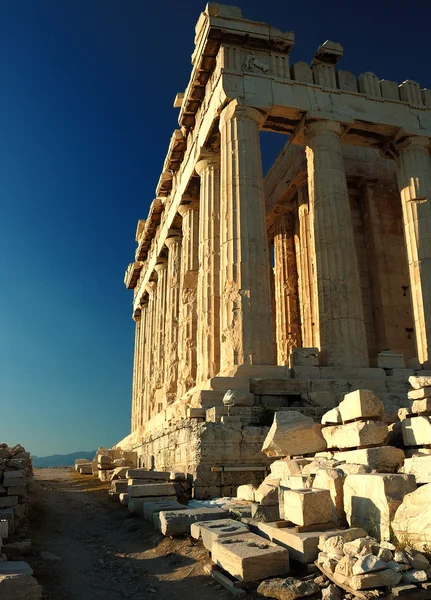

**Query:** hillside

left=32, top=450, right=96, bottom=468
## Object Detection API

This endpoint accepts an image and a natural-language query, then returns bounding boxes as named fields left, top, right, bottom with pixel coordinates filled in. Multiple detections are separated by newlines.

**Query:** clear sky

left=0, top=0, right=429, bottom=456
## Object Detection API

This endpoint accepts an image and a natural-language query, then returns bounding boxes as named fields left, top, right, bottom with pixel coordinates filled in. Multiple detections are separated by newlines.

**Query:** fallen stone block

left=301, top=458, right=344, bottom=476
left=190, top=519, right=249, bottom=551
left=212, top=532, right=289, bottom=582
left=6, top=487, right=27, bottom=497
left=318, top=527, right=368, bottom=553
left=408, top=388, right=431, bottom=401
left=283, top=488, right=332, bottom=526
left=257, top=577, right=319, bottom=599
left=290, top=347, right=319, bottom=367
left=0, top=497, right=18, bottom=509
left=312, top=468, right=346, bottom=524
left=128, top=483, right=176, bottom=498
left=157, top=507, right=230, bottom=536
left=333, top=446, right=405, bottom=473
left=262, top=411, right=327, bottom=458
left=0, top=574, right=42, bottom=600
left=409, top=376, right=431, bottom=389
left=322, top=407, right=342, bottom=425
left=352, top=553, right=386, bottom=575
left=254, top=479, right=280, bottom=505
left=401, top=455, right=431, bottom=483
left=126, top=469, right=170, bottom=480
left=269, top=458, right=313, bottom=479
left=0, top=509, right=14, bottom=535
left=392, top=484, right=431, bottom=551
left=250, top=503, right=279, bottom=522
left=111, top=480, right=128, bottom=494
left=322, top=420, right=388, bottom=450
left=346, top=568, right=402, bottom=590
left=223, top=501, right=253, bottom=519
left=119, top=493, right=128, bottom=506
left=402, top=569, right=428, bottom=583
left=236, top=484, right=256, bottom=502
left=250, top=521, right=344, bottom=563
left=111, top=467, right=129, bottom=481
left=344, top=473, right=416, bottom=541
left=143, top=500, right=183, bottom=522
left=0, top=562, right=33, bottom=576
left=338, top=389, right=384, bottom=423
left=402, top=416, right=431, bottom=446
left=78, top=464, right=93, bottom=474
left=376, top=352, right=406, bottom=369
left=128, top=496, right=175, bottom=516
left=2, top=540, right=31, bottom=560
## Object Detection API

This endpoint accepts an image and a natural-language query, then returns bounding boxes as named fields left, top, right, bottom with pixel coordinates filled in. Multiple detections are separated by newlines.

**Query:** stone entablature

left=124, top=3, right=431, bottom=435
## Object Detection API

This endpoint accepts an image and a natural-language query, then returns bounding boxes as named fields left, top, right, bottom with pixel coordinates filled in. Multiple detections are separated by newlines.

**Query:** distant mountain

left=32, top=451, right=96, bottom=468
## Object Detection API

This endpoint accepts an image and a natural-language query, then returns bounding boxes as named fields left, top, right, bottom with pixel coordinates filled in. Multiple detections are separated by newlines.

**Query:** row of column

left=131, top=101, right=431, bottom=429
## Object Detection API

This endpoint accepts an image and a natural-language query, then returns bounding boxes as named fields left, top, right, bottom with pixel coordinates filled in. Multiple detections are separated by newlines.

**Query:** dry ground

left=26, top=467, right=238, bottom=600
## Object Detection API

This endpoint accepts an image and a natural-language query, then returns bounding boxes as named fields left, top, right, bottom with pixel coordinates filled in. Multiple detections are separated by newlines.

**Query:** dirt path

left=27, top=468, right=234, bottom=600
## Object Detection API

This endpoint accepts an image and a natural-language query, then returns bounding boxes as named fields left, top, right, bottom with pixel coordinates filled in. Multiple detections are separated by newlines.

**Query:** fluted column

left=177, top=202, right=199, bottom=397
left=395, top=136, right=431, bottom=365
left=144, top=280, right=157, bottom=422
left=297, top=180, right=318, bottom=347
left=164, top=234, right=182, bottom=405
left=196, top=155, right=221, bottom=383
left=137, top=301, right=148, bottom=428
left=219, top=100, right=275, bottom=369
left=131, top=309, right=141, bottom=431
left=273, top=210, right=302, bottom=365
left=305, top=120, right=368, bottom=367
left=154, top=260, right=168, bottom=401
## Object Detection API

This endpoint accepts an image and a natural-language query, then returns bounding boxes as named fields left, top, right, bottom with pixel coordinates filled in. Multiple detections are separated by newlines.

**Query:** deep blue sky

left=0, top=0, right=429, bottom=456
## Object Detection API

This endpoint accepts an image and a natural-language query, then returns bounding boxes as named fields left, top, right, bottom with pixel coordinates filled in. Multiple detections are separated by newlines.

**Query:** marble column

left=131, top=308, right=141, bottom=431
left=305, top=120, right=368, bottom=367
left=137, top=301, right=148, bottom=428
left=195, top=154, right=221, bottom=383
left=144, top=280, right=157, bottom=421
left=219, top=100, right=275, bottom=370
left=395, top=136, right=431, bottom=365
left=177, top=201, right=199, bottom=397
left=296, top=180, right=318, bottom=347
left=164, top=234, right=182, bottom=405
left=273, top=209, right=302, bottom=365
left=153, top=260, right=168, bottom=412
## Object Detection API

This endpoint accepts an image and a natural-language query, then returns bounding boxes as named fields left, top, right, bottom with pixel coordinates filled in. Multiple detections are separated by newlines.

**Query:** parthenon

left=119, top=3, right=431, bottom=497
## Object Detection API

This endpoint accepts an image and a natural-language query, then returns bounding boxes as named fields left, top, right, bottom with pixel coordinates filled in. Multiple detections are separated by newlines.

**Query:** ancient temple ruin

left=117, top=3, right=431, bottom=497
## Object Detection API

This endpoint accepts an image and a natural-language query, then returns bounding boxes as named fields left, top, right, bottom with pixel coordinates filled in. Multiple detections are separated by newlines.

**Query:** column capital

left=154, top=258, right=168, bottom=272
left=274, top=208, right=294, bottom=235
left=145, top=280, right=157, bottom=294
left=178, top=200, right=199, bottom=217
left=304, top=119, right=343, bottom=139
left=195, top=153, right=220, bottom=176
left=165, top=233, right=182, bottom=248
left=219, top=100, right=266, bottom=130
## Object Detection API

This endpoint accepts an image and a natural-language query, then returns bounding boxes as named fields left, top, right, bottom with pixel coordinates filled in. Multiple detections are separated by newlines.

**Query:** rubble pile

left=0, top=444, right=42, bottom=600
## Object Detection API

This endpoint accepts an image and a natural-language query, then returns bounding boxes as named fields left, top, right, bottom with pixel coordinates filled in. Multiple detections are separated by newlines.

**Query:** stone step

left=127, top=482, right=176, bottom=498
left=156, top=507, right=230, bottom=536
left=190, top=519, right=249, bottom=551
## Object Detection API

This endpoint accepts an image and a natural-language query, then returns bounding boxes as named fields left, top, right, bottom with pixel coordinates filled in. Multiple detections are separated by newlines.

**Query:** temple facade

left=118, top=3, right=431, bottom=497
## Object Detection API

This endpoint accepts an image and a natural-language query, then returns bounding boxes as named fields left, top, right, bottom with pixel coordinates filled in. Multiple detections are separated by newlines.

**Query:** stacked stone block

left=0, top=444, right=41, bottom=599
left=322, top=389, right=405, bottom=472
left=400, top=376, right=431, bottom=484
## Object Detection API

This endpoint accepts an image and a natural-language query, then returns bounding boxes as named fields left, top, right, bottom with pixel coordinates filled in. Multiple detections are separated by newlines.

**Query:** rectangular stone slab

left=0, top=509, right=15, bottom=535
left=190, top=519, right=249, bottom=551
left=157, top=507, right=230, bottom=536
left=0, top=497, right=18, bottom=509
left=126, top=469, right=170, bottom=480
left=0, top=520, right=8, bottom=538
left=283, top=488, right=332, bottom=526
left=142, top=501, right=183, bottom=521
left=250, top=521, right=343, bottom=563
left=3, top=477, right=26, bottom=488
left=127, top=483, right=176, bottom=498
left=322, top=420, right=388, bottom=450
left=211, top=532, right=289, bottom=582
left=128, top=496, right=176, bottom=515
left=402, top=416, right=431, bottom=446
left=333, top=446, right=405, bottom=473
left=338, top=389, right=384, bottom=422
left=401, top=456, right=431, bottom=483
left=111, top=481, right=128, bottom=494
left=0, top=562, right=33, bottom=576
left=408, top=389, right=431, bottom=401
